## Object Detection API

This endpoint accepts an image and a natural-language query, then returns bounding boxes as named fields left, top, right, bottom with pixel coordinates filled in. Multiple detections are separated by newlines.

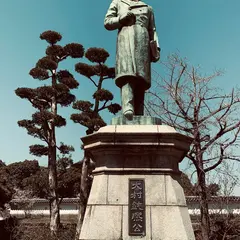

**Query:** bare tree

left=215, top=162, right=240, bottom=196
left=147, top=54, right=240, bottom=240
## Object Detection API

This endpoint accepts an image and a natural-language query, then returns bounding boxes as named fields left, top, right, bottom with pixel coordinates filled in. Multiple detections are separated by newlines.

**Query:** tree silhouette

left=71, top=47, right=121, bottom=239
left=15, top=30, right=83, bottom=235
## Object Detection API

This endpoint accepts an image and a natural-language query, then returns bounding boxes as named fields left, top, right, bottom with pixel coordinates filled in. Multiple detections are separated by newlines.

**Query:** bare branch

left=88, top=77, right=98, bottom=88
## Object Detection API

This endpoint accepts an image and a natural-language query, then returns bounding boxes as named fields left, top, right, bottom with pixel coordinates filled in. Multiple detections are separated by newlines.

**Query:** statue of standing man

left=104, top=0, right=160, bottom=120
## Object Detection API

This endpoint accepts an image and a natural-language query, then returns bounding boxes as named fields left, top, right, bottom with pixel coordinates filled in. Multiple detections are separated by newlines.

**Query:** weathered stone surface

left=146, top=175, right=166, bottom=205
left=151, top=206, right=195, bottom=240
left=80, top=205, right=122, bottom=240
left=107, top=174, right=127, bottom=205
left=166, top=174, right=187, bottom=206
left=107, top=175, right=166, bottom=205
left=87, top=175, right=108, bottom=205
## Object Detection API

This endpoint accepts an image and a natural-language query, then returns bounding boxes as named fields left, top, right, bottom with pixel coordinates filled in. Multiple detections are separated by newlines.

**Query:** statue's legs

left=134, top=86, right=145, bottom=115
left=121, top=82, right=134, bottom=120
left=121, top=79, right=145, bottom=119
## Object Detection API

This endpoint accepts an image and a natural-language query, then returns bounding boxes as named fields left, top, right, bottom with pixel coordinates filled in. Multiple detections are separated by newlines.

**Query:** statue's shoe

left=124, top=110, right=134, bottom=120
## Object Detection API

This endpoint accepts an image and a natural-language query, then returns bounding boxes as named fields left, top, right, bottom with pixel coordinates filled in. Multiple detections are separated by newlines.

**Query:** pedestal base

left=80, top=174, right=195, bottom=240
left=79, top=125, right=195, bottom=240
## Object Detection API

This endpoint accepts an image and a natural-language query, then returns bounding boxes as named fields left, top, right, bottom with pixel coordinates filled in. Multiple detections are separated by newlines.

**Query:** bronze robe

left=104, top=0, right=159, bottom=90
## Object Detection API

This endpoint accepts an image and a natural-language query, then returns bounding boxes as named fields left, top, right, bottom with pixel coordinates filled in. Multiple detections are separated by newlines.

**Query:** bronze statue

left=104, top=0, right=160, bottom=120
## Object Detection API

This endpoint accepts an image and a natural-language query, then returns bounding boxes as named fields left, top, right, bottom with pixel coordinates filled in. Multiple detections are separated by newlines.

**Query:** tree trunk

left=48, top=72, right=60, bottom=236
left=197, top=168, right=210, bottom=240
left=75, top=153, right=90, bottom=240
left=49, top=144, right=60, bottom=236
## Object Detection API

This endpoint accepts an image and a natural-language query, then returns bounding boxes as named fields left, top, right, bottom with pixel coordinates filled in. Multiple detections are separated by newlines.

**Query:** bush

left=0, top=217, right=17, bottom=240
left=10, top=221, right=75, bottom=240
left=193, top=214, right=240, bottom=240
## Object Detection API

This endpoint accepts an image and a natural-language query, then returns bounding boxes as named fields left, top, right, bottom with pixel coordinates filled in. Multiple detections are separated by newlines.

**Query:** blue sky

left=0, top=0, right=240, bottom=193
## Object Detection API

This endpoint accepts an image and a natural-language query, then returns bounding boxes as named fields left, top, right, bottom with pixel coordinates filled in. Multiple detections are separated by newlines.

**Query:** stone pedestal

left=79, top=125, right=195, bottom=240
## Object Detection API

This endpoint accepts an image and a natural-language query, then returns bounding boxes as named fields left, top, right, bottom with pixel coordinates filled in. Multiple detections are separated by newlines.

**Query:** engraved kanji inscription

left=129, top=179, right=145, bottom=236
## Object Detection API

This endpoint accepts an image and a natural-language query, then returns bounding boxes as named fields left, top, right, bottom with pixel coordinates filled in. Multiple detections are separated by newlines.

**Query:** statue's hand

left=152, top=49, right=161, bottom=63
left=119, top=12, right=136, bottom=26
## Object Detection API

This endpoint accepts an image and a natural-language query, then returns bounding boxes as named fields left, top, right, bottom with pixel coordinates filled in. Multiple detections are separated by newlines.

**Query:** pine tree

left=15, top=30, right=83, bottom=235
left=71, top=47, right=121, bottom=239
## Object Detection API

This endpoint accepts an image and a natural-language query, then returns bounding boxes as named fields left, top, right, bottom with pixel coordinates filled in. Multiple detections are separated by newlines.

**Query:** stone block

left=97, top=125, right=116, bottom=133
left=87, top=175, right=108, bottom=205
left=107, top=175, right=128, bottom=205
left=158, top=125, right=177, bottom=133
left=145, top=175, right=166, bottom=205
left=107, top=175, right=166, bottom=205
left=165, top=175, right=186, bottom=206
left=80, top=205, right=122, bottom=240
left=151, top=206, right=195, bottom=240
left=94, top=154, right=124, bottom=170
left=123, top=155, right=151, bottom=169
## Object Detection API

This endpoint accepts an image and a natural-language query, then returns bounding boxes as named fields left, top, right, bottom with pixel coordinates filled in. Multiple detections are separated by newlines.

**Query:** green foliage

left=71, top=112, right=106, bottom=134
left=206, top=183, right=220, bottom=196
left=75, top=63, right=96, bottom=78
left=57, top=155, right=73, bottom=173
left=85, top=47, right=109, bottom=63
left=180, top=173, right=220, bottom=196
left=181, top=173, right=195, bottom=196
left=32, top=111, right=53, bottom=124
left=11, top=222, right=76, bottom=240
left=54, top=115, right=67, bottom=127
left=0, top=160, right=6, bottom=168
left=36, top=56, right=58, bottom=70
left=19, top=161, right=82, bottom=199
left=93, top=89, right=113, bottom=101
left=72, top=100, right=93, bottom=112
left=107, top=103, right=122, bottom=115
left=29, top=145, right=49, bottom=157
left=4, top=160, right=40, bottom=192
left=58, top=143, right=75, bottom=155
left=29, top=68, right=49, bottom=80
left=0, top=159, right=82, bottom=200
left=22, top=167, right=49, bottom=198
left=63, top=43, right=84, bottom=58
left=15, top=88, right=35, bottom=100
left=46, top=45, right=65, bottom=58
left=17, top=120, right=45, bottom=140
left=72, top=47, right=121, bottom=134
left=55, top=83, right=76, bottom=107
left=94, top=64, right=115, bottom=78
left=57, top=70, right=74, bottom=79
left=16, top=30, right=83, bottom=158
left=40, top=30, right=62, bottom=45
left=58, top=165, right=82, bottom=198
left=58, top=77, right=79, bottom=89
left=0, top=165, right=13, bottom=206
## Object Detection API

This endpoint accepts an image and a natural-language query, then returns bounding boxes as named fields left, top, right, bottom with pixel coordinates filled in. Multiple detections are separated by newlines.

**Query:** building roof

left=186, top=196, right=240, bottom=203
left=10, top=198, right=79, bottom=204
left=10, top=196, right=240, bottom=205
